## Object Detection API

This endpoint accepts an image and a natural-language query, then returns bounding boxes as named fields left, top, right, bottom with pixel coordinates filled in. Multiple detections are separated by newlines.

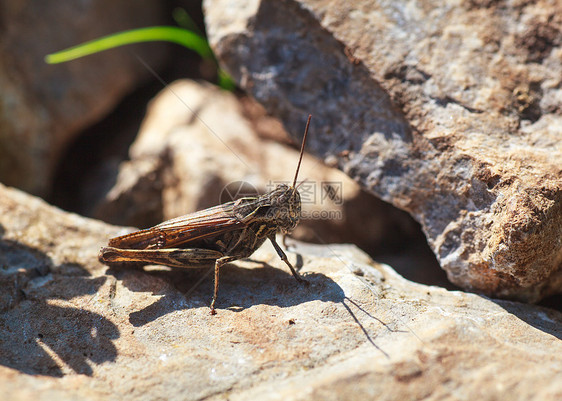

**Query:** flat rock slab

left=204, top=0, right=562, bottom=301
left=1, top=184, right=561, bottom=400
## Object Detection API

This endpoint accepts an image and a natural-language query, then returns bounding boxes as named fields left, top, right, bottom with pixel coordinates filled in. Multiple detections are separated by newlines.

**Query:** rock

left=204, top=0, right=562, bottom=301
left=0, top=0, right=168, bottom=196
left=1, top=182, right=561, bottom=400
left=91, top=79, right=419, bottom=255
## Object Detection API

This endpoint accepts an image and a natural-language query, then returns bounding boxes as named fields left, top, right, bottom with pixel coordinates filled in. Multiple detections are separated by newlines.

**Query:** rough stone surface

left=0, top=0, right=168, bottom=196
left=1, top=182, right=562, bottom=401
left=91, top=79, right=418, bottom=254
left=204, top=0, right=562, bottom=302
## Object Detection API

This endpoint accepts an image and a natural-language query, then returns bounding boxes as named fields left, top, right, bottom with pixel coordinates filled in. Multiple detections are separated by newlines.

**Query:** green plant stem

left=45, top=26, right=213, bottom=64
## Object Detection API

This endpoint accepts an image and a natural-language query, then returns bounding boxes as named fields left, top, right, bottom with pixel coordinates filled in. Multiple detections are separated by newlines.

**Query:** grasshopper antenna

left=292, top=114, right=312, bottom=188
left=295, top=177, right=309, bottom=190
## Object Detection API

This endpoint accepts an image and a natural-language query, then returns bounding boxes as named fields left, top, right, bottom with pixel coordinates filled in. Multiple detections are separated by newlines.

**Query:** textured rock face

left=1, top=182, right=562, bottom=401
left=0, top=0, right=168, bottom=196
left=204, top=0, right=562, bottom=301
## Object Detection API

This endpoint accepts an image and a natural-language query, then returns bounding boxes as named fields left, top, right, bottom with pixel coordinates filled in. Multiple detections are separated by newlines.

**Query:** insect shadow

left=106, top=261, right=344, bottom=326
left=107, top=259, right=392, bottom=355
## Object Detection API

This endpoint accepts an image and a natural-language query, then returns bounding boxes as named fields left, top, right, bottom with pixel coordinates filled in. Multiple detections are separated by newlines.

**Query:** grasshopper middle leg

left=210, top=256, right=238, bottom=315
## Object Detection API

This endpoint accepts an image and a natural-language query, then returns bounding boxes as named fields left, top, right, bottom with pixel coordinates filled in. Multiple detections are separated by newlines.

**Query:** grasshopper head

left=269, top=184, right=301, bottom=233
left=266, top=114, right=310, bottom=234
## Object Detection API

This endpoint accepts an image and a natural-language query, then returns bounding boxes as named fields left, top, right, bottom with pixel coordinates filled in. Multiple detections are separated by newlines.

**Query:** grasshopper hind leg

left=99, top=247, right=240, bottom=315
left=99, top=247, right=224, bottom=268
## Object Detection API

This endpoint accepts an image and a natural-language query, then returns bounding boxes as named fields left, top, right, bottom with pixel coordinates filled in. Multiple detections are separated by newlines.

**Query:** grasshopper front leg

left=282, top=234, right=294, bottom=250
left=269, top=235, right=307, bottom=284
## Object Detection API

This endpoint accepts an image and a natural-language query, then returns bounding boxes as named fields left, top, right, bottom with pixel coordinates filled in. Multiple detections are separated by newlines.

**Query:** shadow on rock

left=108, top=261, right=343, bottom=327
left=493, top=299, right=562, bottom=341
left=0, top=228, right=119, bottom=377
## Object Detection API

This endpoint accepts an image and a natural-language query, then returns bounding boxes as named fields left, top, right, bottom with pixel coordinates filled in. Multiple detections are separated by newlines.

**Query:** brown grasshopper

left=99, top=115, right=312, bottom=314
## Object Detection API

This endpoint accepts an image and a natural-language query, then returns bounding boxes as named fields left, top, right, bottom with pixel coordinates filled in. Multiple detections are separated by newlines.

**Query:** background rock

left=204, top=0, right=562, bottom=302
left=89, top=79, right=421, bottom=258
left=1, top=182, right=561, bottom=400
left=0, top=0, right=168, bottom=196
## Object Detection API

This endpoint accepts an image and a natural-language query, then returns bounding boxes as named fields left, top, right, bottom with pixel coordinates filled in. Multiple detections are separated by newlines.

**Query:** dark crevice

left=48, top=1, right=209, bottom=216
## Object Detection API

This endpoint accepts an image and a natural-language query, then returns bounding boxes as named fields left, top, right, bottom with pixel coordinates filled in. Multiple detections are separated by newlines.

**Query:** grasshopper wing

left=108, top=202, right=246, bottom=250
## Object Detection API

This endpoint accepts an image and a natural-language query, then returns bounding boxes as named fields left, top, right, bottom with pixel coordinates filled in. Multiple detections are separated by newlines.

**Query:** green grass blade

left=217, top=69, right=236, bottom=91
left=172, top=8, right=203, bottom=35
left=45, top=26, right=213, bottom=64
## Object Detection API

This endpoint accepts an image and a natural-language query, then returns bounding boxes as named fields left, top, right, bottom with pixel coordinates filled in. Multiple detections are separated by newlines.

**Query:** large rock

left=90, top=79, right=419, bottom=255
left=0, top=0, right=168, bottom=196
left=1, top=182, right=561, bottom=400
left=204, top=0, right=562, bottom=301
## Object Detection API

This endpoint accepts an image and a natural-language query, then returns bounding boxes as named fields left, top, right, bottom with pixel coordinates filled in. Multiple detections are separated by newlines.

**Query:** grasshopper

left=99, top=115, right=312, bottom=314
